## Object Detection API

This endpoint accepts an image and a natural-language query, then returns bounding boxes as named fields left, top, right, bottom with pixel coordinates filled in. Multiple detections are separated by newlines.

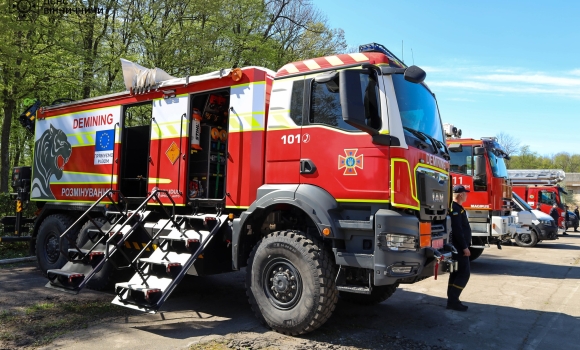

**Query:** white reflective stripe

left=325, top=56, right=344, bottom=66
left=349, top=53, right=370, bottom=62
left=303, top=59, right=321, bottom=70
left=50, top=171, right=117, bottom=184
left=281, top=63, right=299, bottom=74
left=267, top=79, right=297, bottom=130
left=229, top=82, right=267, bottom=132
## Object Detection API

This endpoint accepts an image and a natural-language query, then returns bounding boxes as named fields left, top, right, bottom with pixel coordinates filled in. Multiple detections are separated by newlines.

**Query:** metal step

left=111, top=214, right=228, bottom=312
left=336, top=285, right=372, bottom=295
left=67, top=248, right=105, bottom=260
left=139, top=258, right=182, bottom=275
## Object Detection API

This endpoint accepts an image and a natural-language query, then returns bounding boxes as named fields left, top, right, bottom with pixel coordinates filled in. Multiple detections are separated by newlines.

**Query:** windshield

left=512, top=192, right=533, bottom=211
left=487, top=150, right=508, bottom=178
left=392, top=75, right=445, bottom=143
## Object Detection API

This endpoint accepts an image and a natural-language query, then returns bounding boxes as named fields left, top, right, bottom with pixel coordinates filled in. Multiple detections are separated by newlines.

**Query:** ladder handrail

left=59, top=189, right=128, bottom=258
left=103, top=189, right=179, bottom=285
left=152, top=217, right=224, bottom=309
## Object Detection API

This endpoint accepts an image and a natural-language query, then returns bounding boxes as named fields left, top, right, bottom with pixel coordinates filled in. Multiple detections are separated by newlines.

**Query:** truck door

left=298, top=72, right=388, bottom=202
left=120, top=103, right=153, bottom=199
left=147, top=96, right=189, bottom=205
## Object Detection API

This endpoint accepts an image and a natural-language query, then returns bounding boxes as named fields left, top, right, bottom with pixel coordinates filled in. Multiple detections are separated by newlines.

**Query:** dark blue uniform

left=447, top=201, right=472, bottom=308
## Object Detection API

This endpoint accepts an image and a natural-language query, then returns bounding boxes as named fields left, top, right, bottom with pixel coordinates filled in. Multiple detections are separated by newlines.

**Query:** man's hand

left=463, top=248, right=471, bottom=257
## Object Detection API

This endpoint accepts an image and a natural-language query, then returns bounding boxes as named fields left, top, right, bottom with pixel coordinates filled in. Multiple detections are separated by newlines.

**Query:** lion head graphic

left=31, top=125, right=72, bottom=199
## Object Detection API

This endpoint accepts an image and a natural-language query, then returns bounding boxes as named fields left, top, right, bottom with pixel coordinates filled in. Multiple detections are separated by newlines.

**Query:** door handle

left=300, top=159, right=317, bottom=174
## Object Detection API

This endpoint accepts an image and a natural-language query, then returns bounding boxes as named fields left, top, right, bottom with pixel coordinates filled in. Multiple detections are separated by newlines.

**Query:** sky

left=314, top=0, right=580, bottom=156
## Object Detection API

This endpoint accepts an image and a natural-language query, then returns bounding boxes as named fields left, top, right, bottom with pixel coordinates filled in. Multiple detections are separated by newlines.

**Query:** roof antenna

left=401, top=40, right=404, bottom=63
left=411, top=48, right=415, bottom=65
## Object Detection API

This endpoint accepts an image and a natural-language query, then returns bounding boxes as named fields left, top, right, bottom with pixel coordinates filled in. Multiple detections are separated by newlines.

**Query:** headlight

left=384, top=234, right=417, bottom=251
left=539, top=219, right=553, bottom=226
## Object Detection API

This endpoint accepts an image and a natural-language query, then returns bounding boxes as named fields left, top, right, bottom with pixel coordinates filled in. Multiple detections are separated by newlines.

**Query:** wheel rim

left=520, top=233, right=532, bottom=244
left=45, top=232, right=60, bottom=264
left=263, top=258, right=302, bottom=310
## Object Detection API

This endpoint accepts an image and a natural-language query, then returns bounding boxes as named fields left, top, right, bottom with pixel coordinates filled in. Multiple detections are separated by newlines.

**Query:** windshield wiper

left=403, top=127, right=439, bottom=154
left=403, top=127, right=450, bottom=160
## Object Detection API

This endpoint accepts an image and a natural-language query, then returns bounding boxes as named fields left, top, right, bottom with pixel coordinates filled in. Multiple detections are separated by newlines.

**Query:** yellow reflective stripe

left=391, top=158, right=420, bottom=210
left=132, top=242, right=141, bottom=250
left=226, top=205, right=250, bottom=209
left=229, top=112, right=266, bottom=132
left=125, top=241, right=131, bottom=249
left=232, top=81, right=266, bottom=89
left=336, top=199, right=390, bottom=203
left=151, top=119, right=189, bottom=140
left=148, top=178, right=172, bottom=184
left=267, top=111, right=295, bottom=130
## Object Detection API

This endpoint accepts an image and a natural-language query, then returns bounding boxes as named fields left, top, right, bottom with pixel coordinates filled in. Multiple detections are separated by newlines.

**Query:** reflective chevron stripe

left=276, top=53, right=374, bottom=77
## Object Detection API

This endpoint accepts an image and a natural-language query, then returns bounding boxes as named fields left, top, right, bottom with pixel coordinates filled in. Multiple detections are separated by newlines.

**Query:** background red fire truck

left=444, top=124, right=516, bottom=260
left=509, top=169, right=578, bottom=231
left=2, top=43, right=456, bottom=335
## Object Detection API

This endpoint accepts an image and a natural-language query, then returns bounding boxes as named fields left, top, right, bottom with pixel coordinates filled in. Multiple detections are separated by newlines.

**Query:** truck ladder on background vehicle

left=507, top=169, right=565, bottom=185
left=45, top=189, right=174, bottom=293
left=111, top=212, right=228, bottom=312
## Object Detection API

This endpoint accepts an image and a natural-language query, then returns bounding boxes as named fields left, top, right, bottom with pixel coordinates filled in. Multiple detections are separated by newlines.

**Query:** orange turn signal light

left=420, top=234, right=431, bottom=248
left=419, top=222, right=431, bottom=248
left=228, top=213, right=234, bottom=220
left=231, top=68, right=243, bottom=82
left=322, top=228, right=331, bottom=236
left=419, top=222, right=431, bottom=235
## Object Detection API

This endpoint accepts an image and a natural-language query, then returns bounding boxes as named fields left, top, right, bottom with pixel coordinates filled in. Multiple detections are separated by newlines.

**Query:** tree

left=496, top=132, right=520, bottom=157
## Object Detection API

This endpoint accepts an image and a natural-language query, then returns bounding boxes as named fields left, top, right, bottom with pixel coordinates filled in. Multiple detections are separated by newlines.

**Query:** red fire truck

left=445, top=125, right=516, bottom=260
left=4, top=43, right=456, bottom=335
left=509, top=169, right=575, bottom=230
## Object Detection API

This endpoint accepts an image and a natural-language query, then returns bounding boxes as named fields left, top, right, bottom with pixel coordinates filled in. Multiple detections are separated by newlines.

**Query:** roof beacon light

left=359, top=43, right=407, bottom=68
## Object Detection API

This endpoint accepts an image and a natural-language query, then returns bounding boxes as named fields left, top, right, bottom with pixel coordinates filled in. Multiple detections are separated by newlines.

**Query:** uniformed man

left=447, top=185, right=472, bottom=311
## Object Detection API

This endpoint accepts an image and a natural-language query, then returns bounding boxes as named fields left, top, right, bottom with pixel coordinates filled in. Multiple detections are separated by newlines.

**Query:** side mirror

left=404, top=65, right=426, bottom=84
left=474, top=155, right=486, bottom=178
left=314, top=71, right=339, bottom=92
left=474, top=147, right=485, bottom=155
left=339, top=69, right=378, bottom=135
left=448, top=143, right=463, bottom=152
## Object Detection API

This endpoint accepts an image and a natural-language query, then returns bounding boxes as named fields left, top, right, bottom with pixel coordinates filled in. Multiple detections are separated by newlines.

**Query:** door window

left=449, top=146, right=473, bottom=175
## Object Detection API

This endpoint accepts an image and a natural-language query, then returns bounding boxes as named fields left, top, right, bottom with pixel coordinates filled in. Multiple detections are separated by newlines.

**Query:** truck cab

left=509, top=169, right=569, bottom=229
left=445, top=132, right=516, bottom=260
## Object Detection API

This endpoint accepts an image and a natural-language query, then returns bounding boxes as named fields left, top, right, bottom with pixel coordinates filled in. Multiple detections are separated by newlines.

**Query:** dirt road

left=2, top=234, right=580, bottom=350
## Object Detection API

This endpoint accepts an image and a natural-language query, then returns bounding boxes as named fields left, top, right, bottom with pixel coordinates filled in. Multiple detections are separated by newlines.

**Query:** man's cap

left=453, top=185, right=470, bottom=193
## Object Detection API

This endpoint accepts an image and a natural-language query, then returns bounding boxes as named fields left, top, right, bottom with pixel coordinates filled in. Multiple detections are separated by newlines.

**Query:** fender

left=231, top=184, right=342, bottom=269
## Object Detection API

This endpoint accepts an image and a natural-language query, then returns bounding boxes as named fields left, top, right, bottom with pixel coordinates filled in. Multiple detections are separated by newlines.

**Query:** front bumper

left=536, top=223, right=558, bottom=240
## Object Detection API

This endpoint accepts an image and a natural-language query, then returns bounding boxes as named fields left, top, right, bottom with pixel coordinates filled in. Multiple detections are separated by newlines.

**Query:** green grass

left=0, top=241, right=30, bottom=260
left=0, top=298, right=131, bottom=348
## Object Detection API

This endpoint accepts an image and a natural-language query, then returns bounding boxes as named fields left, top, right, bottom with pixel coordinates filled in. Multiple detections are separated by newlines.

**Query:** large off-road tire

left=246, top=230, right=338, bottom=335
left=36, top=214, right=79, bottom=276
left=339, top=283, right=398, bottom=305
left=76, top=218, right=114, bottom=291
left=515, top=228, right=538, bottom=248
left=468, top=237, right=484, bottom=262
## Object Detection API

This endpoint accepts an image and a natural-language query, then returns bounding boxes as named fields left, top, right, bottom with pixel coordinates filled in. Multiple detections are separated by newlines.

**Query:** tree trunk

left=1, top=99, right=16, bottom=192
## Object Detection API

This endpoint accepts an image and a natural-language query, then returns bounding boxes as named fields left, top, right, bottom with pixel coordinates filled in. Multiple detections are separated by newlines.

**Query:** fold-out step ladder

left=46, top=210, right=151, bottom=293
left=112, top=214, right=228, bottom=312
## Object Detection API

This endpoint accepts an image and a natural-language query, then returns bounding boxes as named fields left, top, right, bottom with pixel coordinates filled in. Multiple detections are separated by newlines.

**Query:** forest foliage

left=0, top=0, right=347, bottom=192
